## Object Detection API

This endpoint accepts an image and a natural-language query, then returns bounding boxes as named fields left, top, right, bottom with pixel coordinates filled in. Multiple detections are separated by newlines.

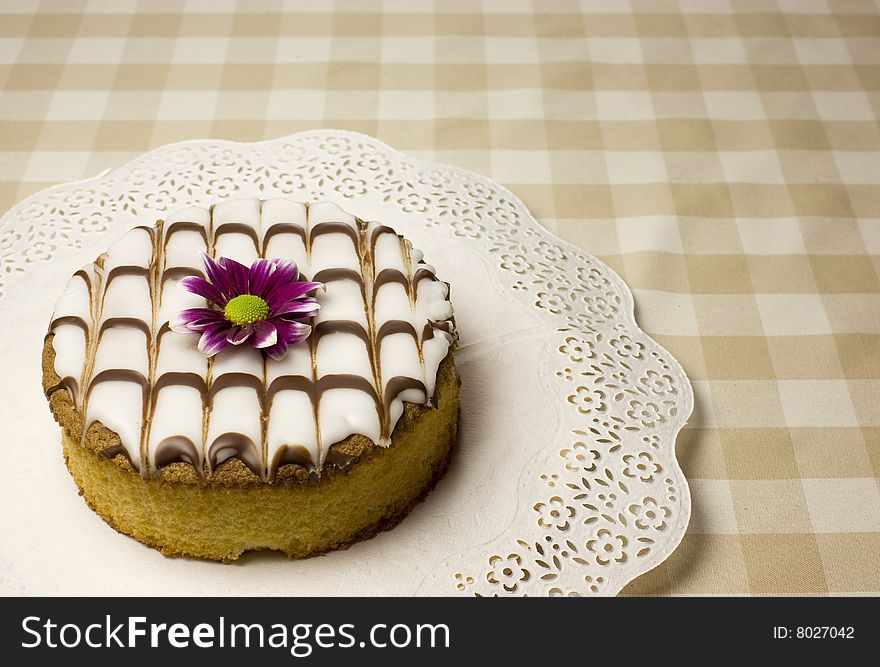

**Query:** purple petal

left=262, top=320, right=311, bottom=359
left=287, top=324, right=312, bottom=344
left=256, top=259, right=298, bottom=299
left=201, top=253, right=234, bottom=299
left=274, top=319, right=312, bottom=343
left=266, top=281, right=324, bottom=313
left=276, top=313, right=316, bottom=328
left=263, top=337, right=288, bottom=361
left=219, top=257, right=250, bottom=295
left=248, top=258, right=274, bottom=296
left=271, top=258, right=299, bottom=279
left=197, top=321, right=231, bottom=356
left=179, top=276, right=227, bottom=307
left=297, top=280, right=325, bottom=294
left=251, top=320, right=278, bottom=349
left=275, top=297, right=320, bottom=317
left=226, top=324, right=253, bottom=345
left=170, top=307, right=225, bottom=332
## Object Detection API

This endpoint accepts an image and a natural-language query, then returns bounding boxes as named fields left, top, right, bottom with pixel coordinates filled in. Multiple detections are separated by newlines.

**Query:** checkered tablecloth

left=2, top=0, right=878, bottom=596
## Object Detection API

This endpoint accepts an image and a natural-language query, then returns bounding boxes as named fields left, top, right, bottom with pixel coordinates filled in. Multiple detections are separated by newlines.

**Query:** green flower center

left=224, top=294, right=269, bottom=326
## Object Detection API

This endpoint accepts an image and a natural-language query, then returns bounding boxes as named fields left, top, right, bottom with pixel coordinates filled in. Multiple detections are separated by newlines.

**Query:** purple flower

left=171, top=254, right=322, bottom=360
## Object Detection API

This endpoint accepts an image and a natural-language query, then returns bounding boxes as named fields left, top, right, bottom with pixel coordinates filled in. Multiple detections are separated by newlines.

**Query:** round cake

left=42, top=198, right=459, bottom=561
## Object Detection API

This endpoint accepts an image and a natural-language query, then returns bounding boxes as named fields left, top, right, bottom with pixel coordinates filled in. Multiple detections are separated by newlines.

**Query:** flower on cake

left=171, top=253, right=322, bottom=360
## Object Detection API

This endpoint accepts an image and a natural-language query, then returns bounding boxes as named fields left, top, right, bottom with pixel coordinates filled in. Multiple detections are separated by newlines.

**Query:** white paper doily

left=0, top=131, right=691, bottom=597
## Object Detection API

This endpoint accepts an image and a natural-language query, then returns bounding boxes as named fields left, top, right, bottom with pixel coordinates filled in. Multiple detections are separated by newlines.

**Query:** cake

left=42, top=198, right=459, bottom=561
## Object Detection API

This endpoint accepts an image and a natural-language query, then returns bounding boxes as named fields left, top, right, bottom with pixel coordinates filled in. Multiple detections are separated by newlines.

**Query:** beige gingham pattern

left=2, top=0, right=879, bottom=595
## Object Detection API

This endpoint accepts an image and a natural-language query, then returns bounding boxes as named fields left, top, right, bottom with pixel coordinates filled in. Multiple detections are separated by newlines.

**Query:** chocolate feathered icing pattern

left=46, top=199, right=457, bottom=480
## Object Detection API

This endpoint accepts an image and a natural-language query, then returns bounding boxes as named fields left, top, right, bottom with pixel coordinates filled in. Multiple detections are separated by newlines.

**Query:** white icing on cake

left=47, top=199, right=457, bottom=480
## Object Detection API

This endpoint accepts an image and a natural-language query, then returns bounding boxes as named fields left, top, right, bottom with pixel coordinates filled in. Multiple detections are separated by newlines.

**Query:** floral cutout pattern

left=0, top=131, right=692, bottom=595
